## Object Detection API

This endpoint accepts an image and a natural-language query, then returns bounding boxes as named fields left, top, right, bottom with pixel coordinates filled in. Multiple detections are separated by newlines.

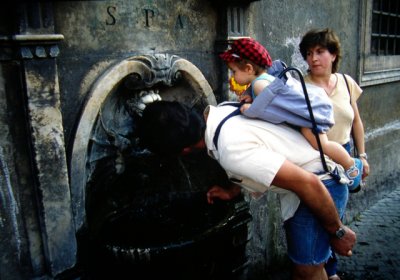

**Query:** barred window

left=227, top=7, right=245, bottom=36
left=359, top=0, right=400, bottom=86
left=371, top=0, right=400, bottom=55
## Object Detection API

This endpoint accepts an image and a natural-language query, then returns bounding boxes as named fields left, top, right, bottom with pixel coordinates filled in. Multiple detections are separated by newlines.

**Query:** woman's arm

left=351, top=100, right=370, bottom=178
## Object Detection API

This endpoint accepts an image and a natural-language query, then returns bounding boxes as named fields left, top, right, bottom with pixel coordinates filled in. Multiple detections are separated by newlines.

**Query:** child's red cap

left=220, top=37, right=272, bottom=68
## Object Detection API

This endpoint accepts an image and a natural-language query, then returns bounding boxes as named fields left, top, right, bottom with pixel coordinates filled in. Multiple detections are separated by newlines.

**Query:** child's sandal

left=346, top=158, right=363, bottom=191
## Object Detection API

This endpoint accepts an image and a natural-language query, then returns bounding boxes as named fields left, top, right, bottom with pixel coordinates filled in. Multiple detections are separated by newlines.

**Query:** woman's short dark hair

left=299, top=28, right=342, bottom=73
left=138, top=101, right=205, bottom=155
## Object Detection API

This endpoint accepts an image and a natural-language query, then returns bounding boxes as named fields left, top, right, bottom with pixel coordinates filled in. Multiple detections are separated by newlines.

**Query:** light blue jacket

left=243, top=62, right=334, bottom=133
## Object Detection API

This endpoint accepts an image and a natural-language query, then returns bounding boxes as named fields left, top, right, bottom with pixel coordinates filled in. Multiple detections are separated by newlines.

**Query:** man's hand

left=330, top=225, right=356, bottom=257
left=206, top=185, right=241, bottom=204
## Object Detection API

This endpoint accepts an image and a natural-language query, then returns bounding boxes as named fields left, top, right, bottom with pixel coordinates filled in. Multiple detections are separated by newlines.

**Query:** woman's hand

left=360, top=157, right=370, bottom=179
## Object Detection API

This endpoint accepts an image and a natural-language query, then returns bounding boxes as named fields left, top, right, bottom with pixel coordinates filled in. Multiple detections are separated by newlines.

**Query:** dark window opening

left=371, top=0, right=400, bottom=55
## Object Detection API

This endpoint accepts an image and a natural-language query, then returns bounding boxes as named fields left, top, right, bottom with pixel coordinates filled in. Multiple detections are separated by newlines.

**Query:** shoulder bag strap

left=212, top=103, right=242, bottom=150
left=342, top=74, right=358, bottom=157
left=342, top=73, right=351, bottom=101
left=277, top=68, right=341, bottom=181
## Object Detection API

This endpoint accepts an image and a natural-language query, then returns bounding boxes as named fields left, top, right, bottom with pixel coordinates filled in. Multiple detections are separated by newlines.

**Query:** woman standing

left=299, top=28, right=370, bottom=280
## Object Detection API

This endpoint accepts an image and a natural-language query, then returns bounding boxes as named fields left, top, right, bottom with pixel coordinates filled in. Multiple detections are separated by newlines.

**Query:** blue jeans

left=342, top=142, right=351, bottom=154
left=284, top=179, right=349, bottom=265
left=325, top=142, right=352, bottom=276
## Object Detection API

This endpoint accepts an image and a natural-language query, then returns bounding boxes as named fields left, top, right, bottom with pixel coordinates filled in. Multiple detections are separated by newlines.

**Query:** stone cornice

left=0, top=34, right=64, bottom=43
left=0, top=34, right=64, bottom=60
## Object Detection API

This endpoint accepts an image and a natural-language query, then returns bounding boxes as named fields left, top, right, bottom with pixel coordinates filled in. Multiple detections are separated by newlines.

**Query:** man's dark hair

left=138, top=101, right=205, bottom=155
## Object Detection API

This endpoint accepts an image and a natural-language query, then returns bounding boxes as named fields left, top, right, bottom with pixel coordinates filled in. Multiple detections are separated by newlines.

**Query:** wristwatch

left=358, top=153, right=368, bottom=160
left=335, top=227, right=346, bottom=239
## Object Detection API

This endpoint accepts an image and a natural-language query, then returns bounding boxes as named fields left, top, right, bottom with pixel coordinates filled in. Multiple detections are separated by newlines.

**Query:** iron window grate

left=371, top=0, right=400, bottom=55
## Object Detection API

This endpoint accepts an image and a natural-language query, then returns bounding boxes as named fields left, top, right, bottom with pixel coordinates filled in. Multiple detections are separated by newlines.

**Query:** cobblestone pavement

left=336, top=186, right=400, bottom=280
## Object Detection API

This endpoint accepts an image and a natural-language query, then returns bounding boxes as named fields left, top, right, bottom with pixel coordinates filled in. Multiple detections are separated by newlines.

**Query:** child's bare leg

left=301, top=128, right=354, bottom=170
left=301, top=128, right=363, bottom=189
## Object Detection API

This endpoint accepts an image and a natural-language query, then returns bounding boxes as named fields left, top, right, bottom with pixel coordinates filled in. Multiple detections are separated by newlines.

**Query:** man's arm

left=206, top=158, right=356, bottom=256
left=272, top=159, right=356, bottom=256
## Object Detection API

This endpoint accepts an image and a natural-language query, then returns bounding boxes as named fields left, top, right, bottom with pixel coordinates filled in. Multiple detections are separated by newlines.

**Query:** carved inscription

left=143, top=9, right=155, bottom=27
left=106, top=6, right=117, bottom=25
left=176, top=14, right=184, bottom=29
left=105, top=6, right=185, bottom=28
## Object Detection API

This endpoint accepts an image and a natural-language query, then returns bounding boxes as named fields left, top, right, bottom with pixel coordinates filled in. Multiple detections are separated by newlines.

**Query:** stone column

left=18, top=34, right=77, bottom=276
left=13, top=3, right=77, bottom=277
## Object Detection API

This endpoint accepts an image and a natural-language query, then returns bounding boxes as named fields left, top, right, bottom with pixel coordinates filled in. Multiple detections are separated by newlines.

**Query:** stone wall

left=1, top=1, right=399, bottom=279
left=244, top=0, right=400, bottom=276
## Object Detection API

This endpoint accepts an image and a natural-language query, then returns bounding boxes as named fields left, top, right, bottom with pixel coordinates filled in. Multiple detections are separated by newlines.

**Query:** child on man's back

left=220, top=37, right=362, bottom=189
